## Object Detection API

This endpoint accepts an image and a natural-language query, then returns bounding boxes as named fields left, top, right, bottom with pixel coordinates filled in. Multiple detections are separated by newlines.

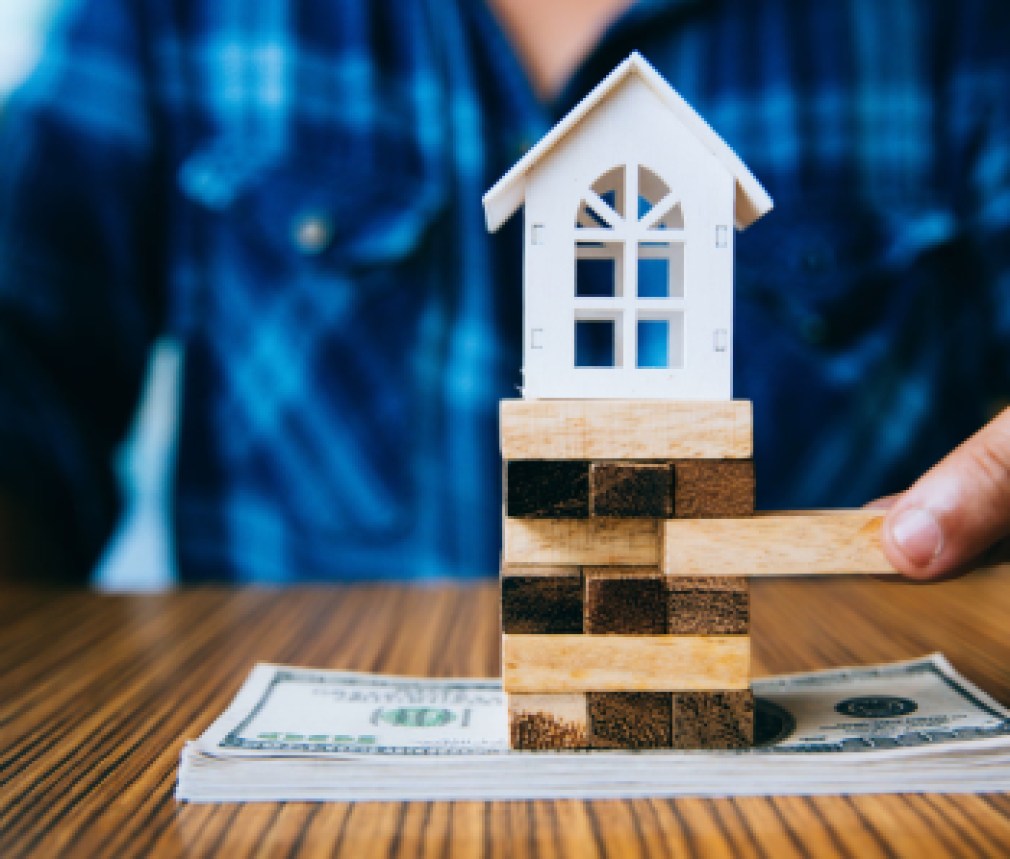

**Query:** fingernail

left=890, top=508, right=943, bottom=567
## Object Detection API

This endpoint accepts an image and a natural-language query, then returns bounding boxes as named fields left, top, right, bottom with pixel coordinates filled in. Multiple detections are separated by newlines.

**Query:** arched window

left=573, top=164, right=685, bottom=369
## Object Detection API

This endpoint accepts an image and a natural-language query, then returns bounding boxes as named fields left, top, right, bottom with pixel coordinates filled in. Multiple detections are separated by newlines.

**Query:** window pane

left=591, top=165, right=625, bottom=217
left=576, top=200, right=611, bottom=229
left=638, top=165, right=670, bottom=218
left=576, top=258, right=616, bottom=297
left=637, top=242, right=684, bottom=298
left=653, top=202, right=684, bottom=229
left=575, top=319, right=616, bottom=367
left=638, top=258, right=669, bottom=298
left=637, top=319, right=669, bottom=368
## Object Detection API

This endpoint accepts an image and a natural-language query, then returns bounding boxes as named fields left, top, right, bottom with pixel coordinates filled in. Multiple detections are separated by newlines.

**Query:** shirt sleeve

left=0, top=0, right=165, bottom=578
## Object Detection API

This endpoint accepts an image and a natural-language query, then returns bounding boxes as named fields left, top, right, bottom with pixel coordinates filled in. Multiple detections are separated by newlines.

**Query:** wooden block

left=501, top=574, right=583, bottom=634
left=673, top=459, right=755, bottom=518
left=500, top=399, right=752, bottom=460
left=584, top=569, right=666, bottom=634
left=503, top=518, right=659, bottom=566
left=506, top=460, right=589, bottom=518
left=588, top=692, right=672, bottom=749
left=590, top=462, right=673, bottom=518
left=663, top=511, right=895, bottom=576
left=500, top=564, right=581, bottom=578
left=501, top=634, right=750, bottom=693
left=666, top=576, right=749, bottom=634
left=671, top=689, right=754, bottom=749
left=508, top=693, right=589, bottom=750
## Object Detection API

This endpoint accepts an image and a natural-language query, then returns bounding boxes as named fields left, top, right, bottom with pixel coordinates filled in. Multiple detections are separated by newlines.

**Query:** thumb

left=882, top=408, right=1010, bottom=580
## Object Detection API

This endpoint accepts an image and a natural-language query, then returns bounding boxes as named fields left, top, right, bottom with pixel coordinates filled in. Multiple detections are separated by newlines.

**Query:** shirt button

left=292, top=212, right=334, bottom=255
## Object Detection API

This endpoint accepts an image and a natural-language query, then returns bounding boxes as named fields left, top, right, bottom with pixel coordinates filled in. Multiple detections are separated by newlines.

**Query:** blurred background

left=1, top=0, right=178, bottom=590
left=0, top=0, right=56, bottom=101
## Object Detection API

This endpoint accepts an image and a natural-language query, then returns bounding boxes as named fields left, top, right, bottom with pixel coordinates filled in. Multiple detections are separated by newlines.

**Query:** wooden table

left=4, top=572, right=1010, bottom=857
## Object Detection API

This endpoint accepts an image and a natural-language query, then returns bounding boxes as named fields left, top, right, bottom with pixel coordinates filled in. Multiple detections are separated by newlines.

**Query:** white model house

left=483, top=52, right=773, bottom=400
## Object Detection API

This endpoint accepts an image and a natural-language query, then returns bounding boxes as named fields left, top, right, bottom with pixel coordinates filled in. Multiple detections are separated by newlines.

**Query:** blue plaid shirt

left=1, top=0, right=1008, bottom=583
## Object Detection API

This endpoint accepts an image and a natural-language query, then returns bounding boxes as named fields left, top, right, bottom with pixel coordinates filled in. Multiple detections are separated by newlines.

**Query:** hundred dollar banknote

left=177, top=653, right=1010, bottom=801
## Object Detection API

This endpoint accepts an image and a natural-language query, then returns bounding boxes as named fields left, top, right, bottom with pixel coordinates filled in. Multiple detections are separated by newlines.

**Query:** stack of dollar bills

left=176, top=654, right=1010, bottom=802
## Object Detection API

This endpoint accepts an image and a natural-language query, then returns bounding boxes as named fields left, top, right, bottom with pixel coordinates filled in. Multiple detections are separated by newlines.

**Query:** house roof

left=482, top=52, right=773, bottom=233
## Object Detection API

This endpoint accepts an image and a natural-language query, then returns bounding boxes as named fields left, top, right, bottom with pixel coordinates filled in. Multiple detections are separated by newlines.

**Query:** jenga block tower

left=484, top=52, right=898, bottom=752
left=500, top=398, right=756, bottom=750
left=482, top=53, right=782, bottom=750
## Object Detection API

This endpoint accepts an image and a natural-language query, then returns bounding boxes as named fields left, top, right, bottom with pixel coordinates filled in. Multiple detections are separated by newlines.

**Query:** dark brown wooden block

left=666, top=576, right=749, bottom=634
left=501, top=574, right=583, bottom=634
left=590, top=462, right=673, bottom=517
left=673, top=459, right=755, bottom=518
left=509, top=694, right=589, bottom=750
left=506, top=460, right=589, bottom=518
left=588, top=692, right=673, bottom=749
left=671, top=689, right=754, bottom=749
left=584, top=571, right=666, bottom=634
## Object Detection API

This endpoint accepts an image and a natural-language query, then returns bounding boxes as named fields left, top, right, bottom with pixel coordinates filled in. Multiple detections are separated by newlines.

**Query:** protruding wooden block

left=584, top=569, right=666, bottom=634
left=671, top=689, right=754, bottom=749
left=506, top=460, right=589, bottom=518
left=666, top=576, right=749, bottom=634
left=501, top=574, right=583, bottom=634
left=508, top=693, right=588, bottom=750
left=500, top=399, right=753, bottom=460
left=503, top=518, right=659, bottom=566
left=588, top=692, right=672, bottom=749
left=501, top=634, right=750, bottom=693
left=662, top=511, right=894, bottom=576
left=673, top=459, right=755, bottom=518
left=590, top=462, right=673, bottom=517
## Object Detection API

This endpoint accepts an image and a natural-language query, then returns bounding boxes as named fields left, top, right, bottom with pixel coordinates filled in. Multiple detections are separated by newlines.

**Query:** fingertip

left=883, top=506, right=946, bottom=580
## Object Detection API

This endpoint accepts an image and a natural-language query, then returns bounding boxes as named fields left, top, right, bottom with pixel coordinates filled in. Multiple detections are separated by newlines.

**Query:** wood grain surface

left=503, top=518, right=659, bottom=566
left=501, top=633, right=750, bottom=692
left=4, top=571, right=1010, bottom=857
left=500, top=399, right=753, bottom=460
left=663, top=511, right=893, bottom=576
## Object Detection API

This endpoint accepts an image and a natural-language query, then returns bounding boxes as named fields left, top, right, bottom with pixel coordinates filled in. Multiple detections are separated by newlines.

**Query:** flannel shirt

left=0, top=0, right=1008, bottom=582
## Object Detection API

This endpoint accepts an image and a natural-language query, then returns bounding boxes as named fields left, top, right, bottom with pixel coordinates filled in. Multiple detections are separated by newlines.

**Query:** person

left=0, top=0, right=1008, bottom=585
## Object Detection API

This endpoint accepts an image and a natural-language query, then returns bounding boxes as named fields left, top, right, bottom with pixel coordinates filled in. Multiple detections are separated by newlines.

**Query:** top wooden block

left=500, top=399, right=753, bottom=460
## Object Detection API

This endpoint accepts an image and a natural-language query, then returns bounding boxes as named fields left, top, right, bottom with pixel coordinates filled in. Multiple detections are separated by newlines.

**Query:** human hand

left=873, top=408, right=1010, bottom=580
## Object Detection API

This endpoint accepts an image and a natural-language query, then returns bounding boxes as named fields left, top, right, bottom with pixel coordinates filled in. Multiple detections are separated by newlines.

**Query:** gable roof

left=482, top=52, right=773, bottom=233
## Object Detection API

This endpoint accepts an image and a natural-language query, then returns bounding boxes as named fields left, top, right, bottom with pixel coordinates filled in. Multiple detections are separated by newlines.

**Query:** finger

left=865, top=494, right=900, bottom=511
left=881, top=408, right=1010, bottom=580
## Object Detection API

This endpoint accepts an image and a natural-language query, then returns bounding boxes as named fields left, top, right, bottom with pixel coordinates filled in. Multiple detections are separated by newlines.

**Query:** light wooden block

left=671, top=689, right=754, bottom=749
left=590, top=462, right=674, bottom=517
left=588, top=692, right=672, bottom=749
left=500, top=399, right=752, bottom=460
left=662, top=510, right=895, bottom=577
left=508, top=693, right=589, bottom=750
left=501, top=574, right=583, bottom=634
left=500, top=564, right=582, bottom=578
left=503, top=518, right=659, bottom=566
left=501, top=634, right=750, bottom=693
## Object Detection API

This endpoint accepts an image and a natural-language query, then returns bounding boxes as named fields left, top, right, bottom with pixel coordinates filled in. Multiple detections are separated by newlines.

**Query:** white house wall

left=522, top=75, right=735, bottom=400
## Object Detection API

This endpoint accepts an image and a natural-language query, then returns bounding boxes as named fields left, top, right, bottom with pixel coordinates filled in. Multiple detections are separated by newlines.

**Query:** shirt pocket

left=178, top=131, right=447, bottom=275
left=177, top=132, right=449, bottom=539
